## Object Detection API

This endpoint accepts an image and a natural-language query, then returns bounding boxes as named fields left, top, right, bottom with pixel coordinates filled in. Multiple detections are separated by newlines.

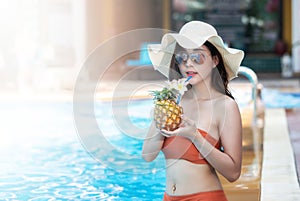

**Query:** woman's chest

left=181, top=99, right=222, bottom=135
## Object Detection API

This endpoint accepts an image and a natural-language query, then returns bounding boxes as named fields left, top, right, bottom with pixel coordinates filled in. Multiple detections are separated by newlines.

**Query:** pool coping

left=260, top=108, right=300, bottom=200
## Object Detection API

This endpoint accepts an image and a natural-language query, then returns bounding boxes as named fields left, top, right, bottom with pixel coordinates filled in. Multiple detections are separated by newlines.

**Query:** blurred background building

left=0, top=0, right=298, bottom=93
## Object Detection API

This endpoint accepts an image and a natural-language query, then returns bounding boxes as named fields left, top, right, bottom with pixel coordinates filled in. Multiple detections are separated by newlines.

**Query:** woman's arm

left=161, top=98, right=242, bottom=182
left=142, top=121, right=165, bottom=162
left=193, top=99, right=242, bottom=182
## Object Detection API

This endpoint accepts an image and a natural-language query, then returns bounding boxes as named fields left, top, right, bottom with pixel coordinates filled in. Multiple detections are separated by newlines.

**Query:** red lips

left=186, top=71, right=198, bottom=77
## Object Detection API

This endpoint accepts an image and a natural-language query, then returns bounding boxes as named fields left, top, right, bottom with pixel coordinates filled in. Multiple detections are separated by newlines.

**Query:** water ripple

left=0, top=101, right=165, bottom=200
left=0, top=192, right=17, bottom=200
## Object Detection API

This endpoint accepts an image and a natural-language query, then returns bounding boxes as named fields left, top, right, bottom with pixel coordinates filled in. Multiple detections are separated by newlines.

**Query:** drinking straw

left=185, top=76, right=192, bottom=83
left=176, top=76, right=192, bottom=104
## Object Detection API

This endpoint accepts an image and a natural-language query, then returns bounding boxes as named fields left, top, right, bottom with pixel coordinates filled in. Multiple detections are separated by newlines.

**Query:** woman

left=142, top=21, right=244, bottom=201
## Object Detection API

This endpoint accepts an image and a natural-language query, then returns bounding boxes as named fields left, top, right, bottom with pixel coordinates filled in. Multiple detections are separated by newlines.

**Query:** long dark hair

left=168, top=41, right=234, bottom=99
left=205, top=41, right=234, bottom=99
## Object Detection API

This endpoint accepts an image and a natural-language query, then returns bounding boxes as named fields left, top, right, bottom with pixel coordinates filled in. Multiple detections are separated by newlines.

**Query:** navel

left=172, top=184, right=176, bottom=194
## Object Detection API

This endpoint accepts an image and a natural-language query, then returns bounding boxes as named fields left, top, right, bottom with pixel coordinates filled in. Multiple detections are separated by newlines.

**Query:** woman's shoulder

left=224, top=95, right=238, bottom=104
left=215, top=95, right=241, bottom=127
left=214, top=95, right=240, bottom=112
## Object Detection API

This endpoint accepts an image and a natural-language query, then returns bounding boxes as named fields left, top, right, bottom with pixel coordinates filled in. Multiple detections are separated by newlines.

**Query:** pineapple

left=150, top=78, right=189, bottom=131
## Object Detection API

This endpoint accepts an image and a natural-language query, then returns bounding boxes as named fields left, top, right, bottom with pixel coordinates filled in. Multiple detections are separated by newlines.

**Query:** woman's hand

left=161, top=115, right=198, bottom=141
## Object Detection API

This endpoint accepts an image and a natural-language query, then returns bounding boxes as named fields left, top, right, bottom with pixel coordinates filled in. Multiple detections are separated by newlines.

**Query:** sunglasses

left=175, top=51, right=208, bottom=65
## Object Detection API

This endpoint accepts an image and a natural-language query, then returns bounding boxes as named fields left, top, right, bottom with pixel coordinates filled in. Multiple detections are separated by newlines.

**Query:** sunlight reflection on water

left=0, top=101, right=164, bottom=201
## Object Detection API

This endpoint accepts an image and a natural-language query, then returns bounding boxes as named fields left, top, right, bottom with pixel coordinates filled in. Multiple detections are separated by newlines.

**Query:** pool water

left=261, top=89, right=300, bottom=108
left=0, top=101, right=165, bottom=201
left=232, top=88, right=300, bottom=109
left=0, top=89, right=299, bottom=200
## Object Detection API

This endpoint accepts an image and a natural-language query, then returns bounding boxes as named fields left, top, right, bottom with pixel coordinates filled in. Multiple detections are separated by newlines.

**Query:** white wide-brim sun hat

left=148, top=21, right=244, bottom=80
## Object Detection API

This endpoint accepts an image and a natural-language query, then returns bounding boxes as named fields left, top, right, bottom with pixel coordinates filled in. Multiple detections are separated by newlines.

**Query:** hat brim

left=208, top=37, right=245, bottom=80
left=148, top=33, right=244, bottom=80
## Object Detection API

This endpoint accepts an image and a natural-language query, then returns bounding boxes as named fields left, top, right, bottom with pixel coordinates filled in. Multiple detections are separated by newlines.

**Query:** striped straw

left=176, top=76, right=192, bottom=104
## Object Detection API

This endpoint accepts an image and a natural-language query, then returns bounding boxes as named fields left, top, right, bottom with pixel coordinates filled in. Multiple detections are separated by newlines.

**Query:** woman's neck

left=188, top=80, right=221, bottom=101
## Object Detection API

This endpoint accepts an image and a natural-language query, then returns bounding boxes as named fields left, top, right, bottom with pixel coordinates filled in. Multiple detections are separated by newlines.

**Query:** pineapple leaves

left=149, top=87, right=178, bottom=101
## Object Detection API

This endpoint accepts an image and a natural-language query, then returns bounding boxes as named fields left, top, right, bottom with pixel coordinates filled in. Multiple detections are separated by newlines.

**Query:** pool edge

left=261, top=108, right=300, bottom=200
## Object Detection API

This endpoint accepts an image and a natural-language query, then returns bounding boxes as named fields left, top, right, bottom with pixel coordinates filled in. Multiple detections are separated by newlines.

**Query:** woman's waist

left=165, top=158, right=214, bottom=176
left=165, top=159, right=222, bottom=195
left=165, top=180, right=223, bottom=196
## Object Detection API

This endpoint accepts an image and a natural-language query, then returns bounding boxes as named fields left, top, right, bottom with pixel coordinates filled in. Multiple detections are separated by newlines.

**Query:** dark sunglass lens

left=190, top=54, right=201, bottom=64
left=175, top=55, right=182, bottom=64
left=181, top=53, right=188, bottom=62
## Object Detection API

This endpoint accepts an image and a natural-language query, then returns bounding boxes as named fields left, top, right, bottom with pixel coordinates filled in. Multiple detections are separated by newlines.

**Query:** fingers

left=181, top=115, right=195, bottom=126
left=161, top=129, right=179, bottom=137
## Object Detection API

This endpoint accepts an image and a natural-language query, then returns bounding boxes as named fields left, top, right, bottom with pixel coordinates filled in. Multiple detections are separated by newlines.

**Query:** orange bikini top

left=161, top=129, right=221, bottom=164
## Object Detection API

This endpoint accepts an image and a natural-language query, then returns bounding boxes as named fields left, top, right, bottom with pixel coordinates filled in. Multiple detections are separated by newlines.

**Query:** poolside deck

left=261, top=109, right=300, bottom=200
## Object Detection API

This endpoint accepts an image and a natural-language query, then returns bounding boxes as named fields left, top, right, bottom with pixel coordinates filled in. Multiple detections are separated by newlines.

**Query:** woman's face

left=175, top=45, right=218, bottom=85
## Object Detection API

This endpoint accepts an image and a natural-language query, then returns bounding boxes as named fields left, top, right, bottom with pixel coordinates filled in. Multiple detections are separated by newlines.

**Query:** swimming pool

left=0, top=89, right=299, bottom=200
left=0, top=100, right=166, bottom=201
left=261, top=89, right=300, bottom=108
left=231, top=87, right=300, bottom=109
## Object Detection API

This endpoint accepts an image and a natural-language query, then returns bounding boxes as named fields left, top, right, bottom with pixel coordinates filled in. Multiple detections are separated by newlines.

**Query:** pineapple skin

left=154, top=99, right=182, bottom=131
